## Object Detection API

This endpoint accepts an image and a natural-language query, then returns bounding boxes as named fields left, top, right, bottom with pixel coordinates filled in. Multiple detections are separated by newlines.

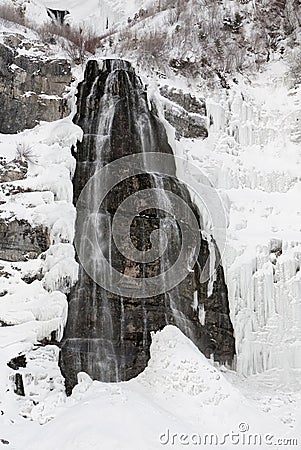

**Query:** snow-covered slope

left=13, top=327, right=299, bottom=450
left=26, top=0, right=150, bottom=31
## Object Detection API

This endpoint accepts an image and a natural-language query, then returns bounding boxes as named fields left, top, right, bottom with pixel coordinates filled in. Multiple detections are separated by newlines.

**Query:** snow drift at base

left=23, top=326, right=300, bottom=450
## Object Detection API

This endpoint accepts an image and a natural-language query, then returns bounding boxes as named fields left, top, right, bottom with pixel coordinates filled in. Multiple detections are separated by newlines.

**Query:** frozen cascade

left=59, top=59, right=235, bottom=393
left=204, top=78, right=301, bottom=376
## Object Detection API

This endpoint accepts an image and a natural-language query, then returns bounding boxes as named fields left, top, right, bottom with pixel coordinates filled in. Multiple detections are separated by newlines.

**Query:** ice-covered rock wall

left=173, top=62, right=301, bottom=377
left=0, top=119, right=82, bottom=405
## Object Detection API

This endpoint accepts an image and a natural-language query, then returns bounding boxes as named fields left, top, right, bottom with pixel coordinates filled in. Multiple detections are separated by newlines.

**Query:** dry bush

left=38, top=22, right=59, bottom=43
left=38, top=23, right=100, bottom=64
left=139, top=30, right=167, bottom=56
left=119, top=27, right=167, bottom=59
left=16, top=142, right=36, bottom=163
left=0, top=3, right=26, bottom=26
left=159, top=0, right=188, bottom=15
left=286, top=47, right=301, bottom=88
left=283, top=0, right=301, bottom=33
left=218, top=44, right=246, bottom=73
left=62, top=28, right=100, bottom=64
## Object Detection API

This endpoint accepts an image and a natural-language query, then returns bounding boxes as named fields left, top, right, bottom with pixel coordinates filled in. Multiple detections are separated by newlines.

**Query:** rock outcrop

left=0, top=158, right=28, bottom=183
left=159, top=85, right=208, bottom=139
left=0, top=35, right=72, bottom=134
left=0, top=219, right=50, bottom=262
left=46, top=9, right=70, bottom=25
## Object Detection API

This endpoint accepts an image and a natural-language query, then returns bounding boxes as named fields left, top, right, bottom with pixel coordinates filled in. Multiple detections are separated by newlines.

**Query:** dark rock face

left=47, top=8, right=70, bottom=24
left=0, top=219, right=50, bottom=262
left=14, top=373, right=25, bottom=396
left=7, top=355, right=27, bottom=370
left=159, top=85, right=208, bottom=139
left=163, top=108, right=208, bottom=139
left=60, top=60, right=235, bottom=394
left=0, top=39, right=71, bottom=134
left=159, top=85, right=207, bottom=115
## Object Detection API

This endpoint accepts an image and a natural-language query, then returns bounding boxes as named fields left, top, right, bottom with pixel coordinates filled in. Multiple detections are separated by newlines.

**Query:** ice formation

left=169, top=62, right=301, bottom=377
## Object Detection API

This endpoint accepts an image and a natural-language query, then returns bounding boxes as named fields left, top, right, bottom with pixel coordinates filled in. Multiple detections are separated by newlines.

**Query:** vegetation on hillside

left=0, top=0, right=300, bottom=86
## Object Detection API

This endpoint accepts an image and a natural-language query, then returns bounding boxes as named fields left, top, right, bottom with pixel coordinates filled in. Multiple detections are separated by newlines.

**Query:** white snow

left=10, top=326, right=297, bottom=450
left=25, top=0, right=151, bottom=31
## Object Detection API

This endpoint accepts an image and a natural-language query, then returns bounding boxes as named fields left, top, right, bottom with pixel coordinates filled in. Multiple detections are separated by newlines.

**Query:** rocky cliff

left=59, top=59, right=235, bottom=393
left=0, top=33, right=72, bottom=134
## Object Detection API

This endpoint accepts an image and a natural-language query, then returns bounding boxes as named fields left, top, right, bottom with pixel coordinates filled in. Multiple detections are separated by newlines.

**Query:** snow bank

left=22, top=326, right=296, bottom=450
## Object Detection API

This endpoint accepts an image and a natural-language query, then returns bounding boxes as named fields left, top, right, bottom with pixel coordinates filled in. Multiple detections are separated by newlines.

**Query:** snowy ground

left=1, top=327, right=300, bottom=449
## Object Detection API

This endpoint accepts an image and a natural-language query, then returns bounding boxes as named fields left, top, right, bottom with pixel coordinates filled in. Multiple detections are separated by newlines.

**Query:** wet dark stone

left=159, top=85, right=207, bottom=115
left=60, top=59, right=235, bottom=394
left=7, top=355, right=27, bottom=370
left=14, top=373, right=25, bottom=396
left=47, top=8, right=70, bottom=24
left=159, top=85, right=208, bottom=139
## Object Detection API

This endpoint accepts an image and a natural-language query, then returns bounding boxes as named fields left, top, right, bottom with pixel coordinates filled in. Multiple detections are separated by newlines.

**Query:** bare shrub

left=62, top=28, right=99, bottom=64
left=38, top=22, right=59, bottom=44
left=38, top=23, right=99, bottom=64
left=0, top=3, right=26, bottom=26
left=62, top=38, right=87, bottom=65
left=286, top=47, right=301, bottom=88
left=15, top=143, right=36, bottom=163
left=220, top=44, right=246, bottom=73
left=284, top=0, right=301, bottom=31
left=120, top=27, right=167, bottom=59
left=140, top=30, right=167, bottom=56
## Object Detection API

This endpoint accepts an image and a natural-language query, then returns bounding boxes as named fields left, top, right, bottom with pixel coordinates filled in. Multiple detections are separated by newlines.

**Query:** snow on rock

left=42, top=243, right=78, bottom=293
left=0, top=118, right=81, bottom=238
left=0, top=118, right=81, bottom=437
